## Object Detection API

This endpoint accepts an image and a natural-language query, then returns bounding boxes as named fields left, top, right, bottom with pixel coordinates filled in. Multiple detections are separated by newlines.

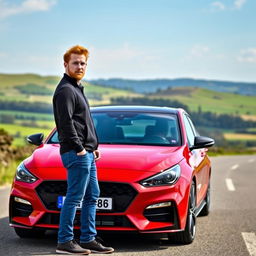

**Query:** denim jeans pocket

left=61, top=150, right=77, bottom=168
left=76, top=152, right=89, bottom=163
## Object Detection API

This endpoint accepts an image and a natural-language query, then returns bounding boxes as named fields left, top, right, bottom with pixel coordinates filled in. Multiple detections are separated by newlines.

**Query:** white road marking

left=248, top=159, right=255, bottom=163
left=225, top=178, right=235, bottom=191
left=231, top=164, right=239, bottom=170
left=242, top=232, right=256, bottom=256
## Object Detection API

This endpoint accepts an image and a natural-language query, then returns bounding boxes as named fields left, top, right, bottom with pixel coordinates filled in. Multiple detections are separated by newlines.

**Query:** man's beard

left=67, top=67, right=85, bottom=81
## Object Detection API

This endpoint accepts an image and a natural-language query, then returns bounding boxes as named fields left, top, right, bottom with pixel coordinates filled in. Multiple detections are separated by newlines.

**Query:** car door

left=183, top=114, right=209, bottom=206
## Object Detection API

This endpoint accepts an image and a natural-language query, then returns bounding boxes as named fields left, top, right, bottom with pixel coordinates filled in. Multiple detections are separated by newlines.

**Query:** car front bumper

left=9, top=177, right=190, bottom=233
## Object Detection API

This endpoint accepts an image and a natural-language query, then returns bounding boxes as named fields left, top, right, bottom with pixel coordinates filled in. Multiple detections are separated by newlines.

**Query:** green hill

left=89, top=78, right=256, bottom=95
left=0, top=73, right=59, bottom=88
left=0, top=73, right=140, bottom=146
left=0, top=73, right=255, bottom=150
left=1, top=73, right=255, bottom=117
left=0, top=73, right=255, bottom=117
left=0, top=73, right=139, bottom=105
left=151, top=87, right=256, bottom=117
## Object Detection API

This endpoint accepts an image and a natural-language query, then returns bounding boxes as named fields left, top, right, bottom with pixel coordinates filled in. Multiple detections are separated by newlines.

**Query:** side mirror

left=190, top=136, right=215, bottom=150
left=27, top=133, right=44, bottom=146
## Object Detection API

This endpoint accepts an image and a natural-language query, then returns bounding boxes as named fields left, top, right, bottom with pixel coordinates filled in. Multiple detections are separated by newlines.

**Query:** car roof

left=91, top=105, right=183, bottom=114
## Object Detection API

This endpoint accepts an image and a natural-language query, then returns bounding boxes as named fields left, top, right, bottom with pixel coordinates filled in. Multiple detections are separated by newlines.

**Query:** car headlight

left=140, top=164, right=181, bottom=187
left=16, top=162, right=38, bottom=183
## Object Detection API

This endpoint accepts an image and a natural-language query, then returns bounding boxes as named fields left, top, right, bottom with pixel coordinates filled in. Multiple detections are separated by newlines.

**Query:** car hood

left=97, top=144, right=183, bottom=171
left=24, top=144, right=184, bottom=181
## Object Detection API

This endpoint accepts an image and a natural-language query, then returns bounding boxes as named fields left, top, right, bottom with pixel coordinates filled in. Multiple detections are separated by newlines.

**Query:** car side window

left=187, top=116, right=199, bottom=136
left=183, top=114, right=195, bottom=147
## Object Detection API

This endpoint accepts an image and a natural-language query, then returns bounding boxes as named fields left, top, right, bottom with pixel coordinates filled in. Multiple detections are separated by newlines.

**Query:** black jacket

left=53, top=74, right=98, bottom=154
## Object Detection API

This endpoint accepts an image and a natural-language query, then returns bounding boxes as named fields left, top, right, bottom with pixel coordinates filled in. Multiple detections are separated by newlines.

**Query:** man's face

left=64, top=53, right=87, bottom=81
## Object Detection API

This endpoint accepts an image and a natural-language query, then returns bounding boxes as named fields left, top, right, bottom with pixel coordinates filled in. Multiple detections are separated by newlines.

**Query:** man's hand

left=77, top=149, right=87, bottom=156
left=93, top=150, right=101, bottom=161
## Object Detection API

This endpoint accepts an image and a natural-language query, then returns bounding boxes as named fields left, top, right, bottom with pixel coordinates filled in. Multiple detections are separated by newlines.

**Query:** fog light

left=14, top=197, right=31, bottom=205
left=146, top=202, right=172, bottom=209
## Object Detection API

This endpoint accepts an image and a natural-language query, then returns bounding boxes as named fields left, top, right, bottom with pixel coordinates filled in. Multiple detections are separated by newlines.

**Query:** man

left=53, top=45, right=114, bottom=254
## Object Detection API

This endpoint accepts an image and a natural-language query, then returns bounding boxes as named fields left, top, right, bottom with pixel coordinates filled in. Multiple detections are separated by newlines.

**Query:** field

left=0, top=110, right=53, bottom=120
left=152, top=87, right=256, bottom=117
left=1, top=73, right=255, bottom=116
left=0, top=160, right=20, bottom=185
left=0, top=73, right=256, bottom=148
left=224, top=133, right=256, bottom=141
left=0, top=123, right=53, bottom=146
left=0, top=73, right=139, bottom=145
left=0, top=73, right=140, bottom=105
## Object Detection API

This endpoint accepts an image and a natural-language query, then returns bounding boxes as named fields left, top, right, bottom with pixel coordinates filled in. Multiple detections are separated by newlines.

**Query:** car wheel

left=199, top=181, right=211, bottom=216
left=14, top=227, right=46, bottom=238
left=168, top=181, right=196, bottom=244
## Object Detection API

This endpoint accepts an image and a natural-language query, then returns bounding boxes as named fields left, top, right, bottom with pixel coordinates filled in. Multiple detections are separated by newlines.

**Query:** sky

left=0, top=0, right=256, bottom=82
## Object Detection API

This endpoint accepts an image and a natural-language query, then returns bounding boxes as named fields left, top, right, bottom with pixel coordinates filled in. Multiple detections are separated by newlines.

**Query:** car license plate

left=57, top=196, right=112, bottom=210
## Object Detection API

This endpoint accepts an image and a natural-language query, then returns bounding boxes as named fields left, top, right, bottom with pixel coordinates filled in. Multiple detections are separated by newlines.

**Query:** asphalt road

left=1, top=155, right=256, bottom=256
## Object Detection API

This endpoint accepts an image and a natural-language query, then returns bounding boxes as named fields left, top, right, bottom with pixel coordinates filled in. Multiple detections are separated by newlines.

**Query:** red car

left=9, top=106, right=214, bottom=244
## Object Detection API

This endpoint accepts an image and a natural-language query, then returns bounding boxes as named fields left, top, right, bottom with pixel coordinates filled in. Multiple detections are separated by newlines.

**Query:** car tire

left=14, top=227, right=46, bottom=238
left=168, top=180, right=196, bottom=244
left=199, top=181, right=211, bottom=216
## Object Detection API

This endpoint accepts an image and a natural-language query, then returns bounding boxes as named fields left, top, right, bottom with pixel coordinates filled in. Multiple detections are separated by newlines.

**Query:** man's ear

left=64, top=62, right=67, bottom=68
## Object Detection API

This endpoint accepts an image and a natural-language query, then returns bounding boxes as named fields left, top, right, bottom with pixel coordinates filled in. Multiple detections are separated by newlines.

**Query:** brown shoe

left=56, top=239, right=91, bottom=254
left=80, top=239, right=114, bottom=254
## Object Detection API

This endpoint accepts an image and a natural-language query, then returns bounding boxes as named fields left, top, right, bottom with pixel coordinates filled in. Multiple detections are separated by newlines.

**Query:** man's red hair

left=63, top=45, right=89, bottom=63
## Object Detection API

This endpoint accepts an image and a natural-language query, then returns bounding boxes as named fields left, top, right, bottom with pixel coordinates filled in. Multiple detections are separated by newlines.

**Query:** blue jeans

left=58, top=150, right=100, bottom=244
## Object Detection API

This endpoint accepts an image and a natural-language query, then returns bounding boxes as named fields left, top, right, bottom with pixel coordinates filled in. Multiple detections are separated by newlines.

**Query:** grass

left=152, top=87, right=256, bottom=116
left=223, top=133, right=256, bottom=141
left=1, top=73, right=255, bottom=117
left=0, top=160, right=19, bottom=186
left=0, top=110, right=54, bottom=120
left=0, top=73, right=140, bottom=106
left=241, top=115, right=256, bottom=121
left=0, top=73, right=59, bottom=88
left=0, top=123, right=52, bottom=146
left=0, top=73, right=58, bottom=103
left=27, top=120, right=55, bottom=128
left=208, top=147, right=256, bottom=156
left=248, top=128, right=256, bottom=132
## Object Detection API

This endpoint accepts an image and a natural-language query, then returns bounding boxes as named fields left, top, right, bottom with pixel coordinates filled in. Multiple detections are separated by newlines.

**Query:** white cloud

left=86, top=44, right=162, bottom=78
left=90, top=43, right=143, bottom=62
left=234, top=0, right=247, bottom=9
left=0, top=0, right=57, bottom=19
left=211, top=1, right=226, bottom=11
left=238, top=48, right=256, bottom=63
left=189, top=45, right=210, bottom=58
left=210, top=0, right=247, bottom=11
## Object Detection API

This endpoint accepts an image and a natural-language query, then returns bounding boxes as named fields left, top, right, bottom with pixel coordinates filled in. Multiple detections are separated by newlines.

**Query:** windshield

left=48, top=111, right=181, bottom=146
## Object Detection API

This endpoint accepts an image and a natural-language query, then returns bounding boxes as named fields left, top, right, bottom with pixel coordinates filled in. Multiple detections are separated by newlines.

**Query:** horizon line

left=0, top=72, right=256, bottom=84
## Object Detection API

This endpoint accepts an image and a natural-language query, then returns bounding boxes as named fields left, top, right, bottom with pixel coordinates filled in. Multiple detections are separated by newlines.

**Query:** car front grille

left=36, top=181, right=138, bottom=212
left=38, top=213, right=134, bottom=228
